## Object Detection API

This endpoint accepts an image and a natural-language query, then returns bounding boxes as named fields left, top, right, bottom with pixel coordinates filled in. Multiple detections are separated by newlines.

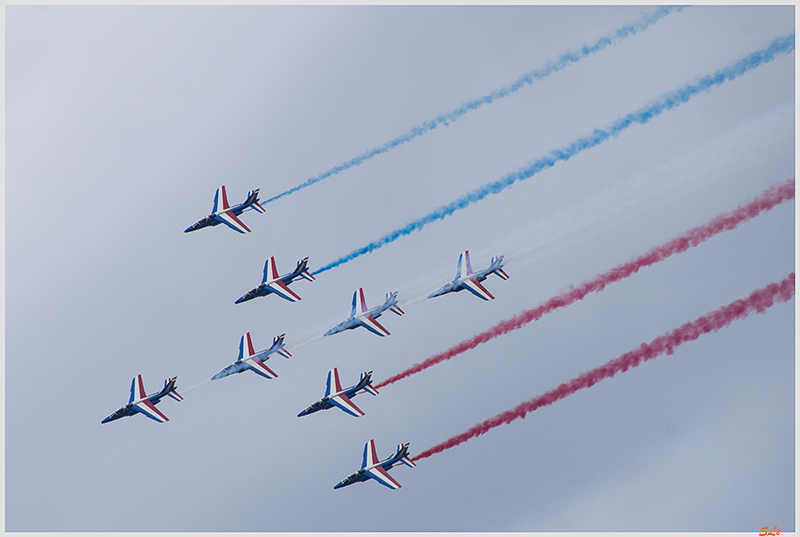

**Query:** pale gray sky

left=5, top=5, right=795, bottom=532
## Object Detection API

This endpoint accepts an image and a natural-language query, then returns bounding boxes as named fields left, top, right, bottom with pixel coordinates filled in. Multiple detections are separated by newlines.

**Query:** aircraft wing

left=265, top=279, right=302, bottom=302
left=133, top=374, right=148, bottom=401
left=246, top=201, right=266, bottom=214
left=212, top=186, right=227, bottom=214
left=215, top=210, right=252, bottom=234
left=242, top=193, right=266, bottom=214
left=133, top=400, right=169, bottom=423
left=128, top=377, right=138, bottom=404
left=329, top=393, right=365, bottom=417
left=356, top=314, right=391, bottom=337
left=461, top=278, right=495, bottom=301
left=364, top=466, right=402, bottom=489
left=246, top=357, right=279, bottom=379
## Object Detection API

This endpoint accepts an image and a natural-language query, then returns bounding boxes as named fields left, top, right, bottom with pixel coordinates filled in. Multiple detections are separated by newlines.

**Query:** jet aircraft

left=211, top=332, right=292, bottom=381
left=235, top=256, right=315, bottom=304
left=334, top=439, right=416, bottom=490
left=184, top=186, right=265, bottom=234
left=428, top=250, right=509, bottom=301
left=323, top=288, right=404, bottom=337
left=101, top=375, right=183, bottom=424
left=297, top=368, right=378, bottom=418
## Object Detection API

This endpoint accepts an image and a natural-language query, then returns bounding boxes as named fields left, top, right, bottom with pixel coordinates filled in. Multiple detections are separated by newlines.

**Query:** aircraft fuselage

left=211, top=361, right=250, bottom=381
left=101, top=403, right=136, bottom=423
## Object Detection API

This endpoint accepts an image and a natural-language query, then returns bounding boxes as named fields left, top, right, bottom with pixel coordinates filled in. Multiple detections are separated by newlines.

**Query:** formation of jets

left=298, top=368, right=378, bottom=418
left=334, top=439, right=416, bottom=490
left=212, top=332, right=292, bottom=381
left=102, top=375, right=183, bottom=424
left=324, top=288, right=405, bottom=338
left=106, top=185, right=512, bottom=490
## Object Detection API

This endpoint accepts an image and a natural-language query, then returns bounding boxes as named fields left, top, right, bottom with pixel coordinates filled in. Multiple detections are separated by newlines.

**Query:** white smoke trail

left=289, top=331, right=327, bottom=351
left=182, top=378, right=214, bottom=394
left=395, top=105, right=793, bottom=307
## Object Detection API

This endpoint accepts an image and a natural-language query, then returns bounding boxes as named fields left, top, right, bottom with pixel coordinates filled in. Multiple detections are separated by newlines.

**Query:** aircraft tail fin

left=357, top=371, right=379, bottom=395
left=386, top=292, right=404, bottom=316
left=247, top=189, right=266, bottom=214
left=490, top=255, right=510, bottom=280
left=271, top=334, right=292, bottom=358
left=167, top=390, right=184, bottom=402
left=163, top=377, right=184, bottom=402
left=397, top=443, right=416, bottom=467
left=296, top=257, right=316, bottom=281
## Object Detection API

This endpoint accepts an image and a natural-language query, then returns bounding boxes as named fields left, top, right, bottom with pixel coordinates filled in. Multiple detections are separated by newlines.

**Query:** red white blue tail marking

left=217, top=210, right=252, bottom=234
left=357, top=314, right=391, bottom=337
left=462, top=278, right=495, bottom=300
left=247, top=357, right=279, bottom=379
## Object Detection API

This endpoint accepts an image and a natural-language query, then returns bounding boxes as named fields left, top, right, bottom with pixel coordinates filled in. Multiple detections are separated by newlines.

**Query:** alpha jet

left=297, top=368, right=378, bottom=418
left=324, top=288, right=404, bottom=338
left=235, top=256, right=315, bottom=304
left=185, top=186, right=265, bottom=234
left=102, top=375, right=183, bottom=424
left=211, top=332, right=292, bottom=381
left=334, top=439, right=416, bottom=490
left=428, top=250, right=509, bottom=301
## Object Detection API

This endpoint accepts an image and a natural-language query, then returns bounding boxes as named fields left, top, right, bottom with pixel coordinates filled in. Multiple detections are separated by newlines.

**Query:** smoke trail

left=392, top=108, right=793, bottom=308
left=288, top=331, right=325, bottom=351
left=414, top=273, right=795, bottom=461
left=496, top=106, right=793, bottom=269
left=264, top=6, right=685, bottom=206
left=376, top=179, right=795, bottom=388
left=313, top=34, right=795, bottom=275
left=183, top=378, right=213, bottom=394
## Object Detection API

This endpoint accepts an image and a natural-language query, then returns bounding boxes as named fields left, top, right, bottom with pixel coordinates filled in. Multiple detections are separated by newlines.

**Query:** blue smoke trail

left=314, top=34, right=795, bottom=275
left=264, top=6, right=686, bottom=205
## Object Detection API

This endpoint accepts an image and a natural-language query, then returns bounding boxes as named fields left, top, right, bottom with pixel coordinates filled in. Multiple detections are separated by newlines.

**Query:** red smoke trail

left=376, top=179, right=794, bottom=389
left=414, top=273, right=795, bottom=461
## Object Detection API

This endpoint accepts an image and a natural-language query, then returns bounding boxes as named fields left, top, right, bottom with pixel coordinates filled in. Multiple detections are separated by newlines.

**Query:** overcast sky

left=5, top=5, right=795, bottom=532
